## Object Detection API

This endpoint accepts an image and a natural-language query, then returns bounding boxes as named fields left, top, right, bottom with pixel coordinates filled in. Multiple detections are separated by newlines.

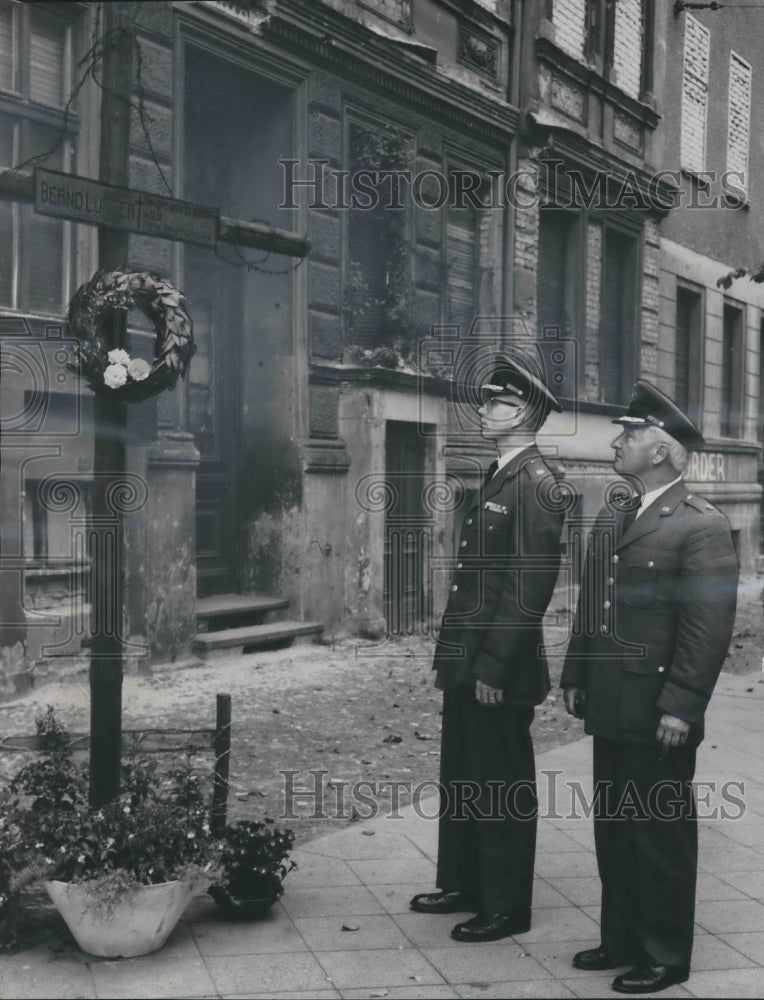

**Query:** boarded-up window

left=552, top=0, right=587, bottom=61
left=727, top=52, right=751, bottom=194
left=599, top=227, right=637, bottom=405
left=681, top=14, right=710, bottom=173
left=612, top=0, right=643, bottom=99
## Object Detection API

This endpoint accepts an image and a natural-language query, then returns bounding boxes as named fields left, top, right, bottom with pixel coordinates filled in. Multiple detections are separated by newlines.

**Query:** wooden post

left=88, top=4, right=133, bottom=808
left=211, top=693, right=232, bottom=836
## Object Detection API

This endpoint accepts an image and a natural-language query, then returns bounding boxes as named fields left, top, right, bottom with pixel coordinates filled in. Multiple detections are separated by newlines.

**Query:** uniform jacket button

left=451, top=584, right=458, bottom=592
left=612, top=554, right=619, bottom=563
left=456, top=562, right=463, bottom=569
left=647, top=560, right=654, bottom=568
left=603, top=600, right=611, bottom=609
left=658, top=666, right=665, bottom=673
left=460, top=540, right=467, bottom=548
left=607, top=577, right=615, bottom=585
left=465, top=518, right=473, bottom=526
left=601, top=625, right=609, bottom=633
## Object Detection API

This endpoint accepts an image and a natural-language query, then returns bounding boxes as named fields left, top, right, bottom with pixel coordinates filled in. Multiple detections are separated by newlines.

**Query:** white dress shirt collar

left=635, top=476, right=683, bottom=518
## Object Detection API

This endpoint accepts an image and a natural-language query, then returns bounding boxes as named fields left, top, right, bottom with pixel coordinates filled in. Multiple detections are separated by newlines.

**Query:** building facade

left=2, top=0, right=763, bottom=696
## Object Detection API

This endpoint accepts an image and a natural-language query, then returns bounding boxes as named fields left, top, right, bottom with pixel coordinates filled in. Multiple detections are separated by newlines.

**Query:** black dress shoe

left=612, top=963, right=690, bottom=994
left=451, top=912, right=531, bottom=942
left=409, top=891, right=478, bottom=914
left=572, top=946, right=634, bottom=971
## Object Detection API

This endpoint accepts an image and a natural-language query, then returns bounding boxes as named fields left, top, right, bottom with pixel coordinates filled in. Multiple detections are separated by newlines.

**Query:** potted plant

left=208, top=818, right=296, bottom=920
left=0, top=709, right=220, bottom=957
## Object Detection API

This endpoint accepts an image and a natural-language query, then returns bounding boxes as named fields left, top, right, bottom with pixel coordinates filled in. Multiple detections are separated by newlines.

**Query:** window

left=551, top=0, right=651, bottom=99
left=680, top=14, right=710, bottom=174
left=599, top=225, right=638, bottom=405
left=727, top=52, right=751, bottom=196
left=537, top=209, right=579, bottom=391
left=721, top=303, right=744, bottom=438
left=0, top=1, right=79, bottom=314
left=344, top=118, right=410, bottom=349
left=674, top=284, right=703, bottom=428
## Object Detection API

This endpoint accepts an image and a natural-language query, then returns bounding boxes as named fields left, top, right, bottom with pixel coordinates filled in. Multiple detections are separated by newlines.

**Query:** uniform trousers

left=593, top=737, right=698, bottom=968
left=435, top=691, right=537, bottom=917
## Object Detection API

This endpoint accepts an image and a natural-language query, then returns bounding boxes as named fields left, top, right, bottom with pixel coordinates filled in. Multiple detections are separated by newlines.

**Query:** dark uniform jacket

left=433, top=445, right=565, bottom=705
left=561, top=481, right=739, bottom=746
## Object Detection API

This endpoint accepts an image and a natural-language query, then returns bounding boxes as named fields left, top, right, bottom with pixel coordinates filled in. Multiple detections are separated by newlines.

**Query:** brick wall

left=552, top=0, right=586, bottom=62
left=612, top=0, right=643, bottom=99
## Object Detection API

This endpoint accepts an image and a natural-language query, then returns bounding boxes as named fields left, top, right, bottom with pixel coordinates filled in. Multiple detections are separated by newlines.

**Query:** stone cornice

left=265, top=0, right=519, bottom=143
left=309, top=361, right=454, bottom=396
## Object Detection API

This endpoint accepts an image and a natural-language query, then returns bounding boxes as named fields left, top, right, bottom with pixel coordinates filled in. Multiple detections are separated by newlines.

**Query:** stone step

left=196, top=594, right=290, bottom=632
left=193, top=621, right=323, bottom=660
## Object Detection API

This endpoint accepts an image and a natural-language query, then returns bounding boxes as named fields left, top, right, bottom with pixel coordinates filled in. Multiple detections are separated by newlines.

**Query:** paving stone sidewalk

left=2, top=670, right=763, bottom=1000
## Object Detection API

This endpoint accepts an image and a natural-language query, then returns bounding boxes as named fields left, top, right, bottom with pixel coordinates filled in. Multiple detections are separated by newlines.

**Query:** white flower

left=107, top=348, right=131, bottom=366
left=106, top=837, right=115, bottom=848
left=35, top=842, right=44, bottom=848
left=59, top=845, right=67, bottom=853
left=77, top=854, right=85, bottom=863
left=104, top=364, right=128, bottom=389
left=123, top=806, right=131, bottom=814
left=127, top=357, right=151, bottom=382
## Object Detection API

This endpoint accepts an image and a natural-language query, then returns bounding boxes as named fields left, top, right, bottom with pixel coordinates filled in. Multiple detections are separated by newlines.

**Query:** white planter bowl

left=44, top=878, right=196, bottom=958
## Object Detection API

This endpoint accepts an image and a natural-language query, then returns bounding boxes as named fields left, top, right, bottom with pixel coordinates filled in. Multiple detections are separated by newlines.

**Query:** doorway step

left=193, top=594, right=323, bottom=661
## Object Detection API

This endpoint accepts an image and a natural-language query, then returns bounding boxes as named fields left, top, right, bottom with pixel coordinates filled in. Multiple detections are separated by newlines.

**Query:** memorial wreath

left=67, top=268, right=195, bottom=402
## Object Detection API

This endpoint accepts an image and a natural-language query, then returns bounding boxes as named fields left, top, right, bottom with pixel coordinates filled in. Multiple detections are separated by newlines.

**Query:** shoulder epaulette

left=683, top=493, right=718, bottom=515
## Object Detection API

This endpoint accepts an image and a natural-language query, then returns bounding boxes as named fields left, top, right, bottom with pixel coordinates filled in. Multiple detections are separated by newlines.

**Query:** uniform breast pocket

left=621, top=564, right=658, bottom=608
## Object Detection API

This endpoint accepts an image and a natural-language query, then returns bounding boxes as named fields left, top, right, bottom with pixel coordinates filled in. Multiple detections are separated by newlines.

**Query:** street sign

left=34, top=167, right=218, bottom=247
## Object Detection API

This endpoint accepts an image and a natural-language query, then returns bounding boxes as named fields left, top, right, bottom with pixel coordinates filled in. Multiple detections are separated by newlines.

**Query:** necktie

left=620, top=499, right=641, bottom=536
left=483, top=460, right=499, bottom=487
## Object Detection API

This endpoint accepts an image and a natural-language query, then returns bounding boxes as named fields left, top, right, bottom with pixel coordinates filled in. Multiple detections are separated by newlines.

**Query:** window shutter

left=25, top=210, right=64, bottom=314
left=30, top=12, right=66, bottom=107
left=727, top=52, right=751, bottom=194
left=0, top=3, right=14, bottom=93
left=681, top=14, right=710, bottom=173
left=537, top=212, right=569, bottom=336
left=446, top=206, right=477, bottom=333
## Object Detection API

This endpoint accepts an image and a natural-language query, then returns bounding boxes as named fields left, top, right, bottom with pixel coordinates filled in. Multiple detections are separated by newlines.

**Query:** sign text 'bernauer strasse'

left=33, top=167, right=218, bottom=247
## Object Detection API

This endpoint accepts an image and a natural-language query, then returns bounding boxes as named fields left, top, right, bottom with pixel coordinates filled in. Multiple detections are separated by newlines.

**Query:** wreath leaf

left=67, top=269, right=196, bottom=402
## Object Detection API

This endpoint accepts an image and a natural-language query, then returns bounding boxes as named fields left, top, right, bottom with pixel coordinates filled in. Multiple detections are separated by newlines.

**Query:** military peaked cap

left=479, top=353, right=563, bottom=414
left=612, top=379, right=704, bottom=447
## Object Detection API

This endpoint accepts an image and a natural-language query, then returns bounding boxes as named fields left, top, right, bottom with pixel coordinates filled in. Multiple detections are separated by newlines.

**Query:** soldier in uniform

left=561, top=380, right=739, bottom=994
left=410, top=354, right=566, bottom=942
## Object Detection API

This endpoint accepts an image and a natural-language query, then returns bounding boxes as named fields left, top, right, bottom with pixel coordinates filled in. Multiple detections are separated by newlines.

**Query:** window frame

left=674, top=279, right=704, bottom=430
left=0, top=0, right=81, bottom=316
left=341, top=106, right=415, bottom=349
left=597, top=217, right=641, bottom=407
left=721, top=299, right=745, bottom=440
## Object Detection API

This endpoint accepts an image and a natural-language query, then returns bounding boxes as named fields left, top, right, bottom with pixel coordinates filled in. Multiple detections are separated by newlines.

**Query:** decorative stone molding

left=459, top=26, right=499, bottom=80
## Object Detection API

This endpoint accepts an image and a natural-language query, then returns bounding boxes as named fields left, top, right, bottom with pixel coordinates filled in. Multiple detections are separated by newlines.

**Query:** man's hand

left=563, top=687, right=585, bottom=719
left=656, top=713, right=690, bottom=751
left=475, top=679, right=504, bottom=707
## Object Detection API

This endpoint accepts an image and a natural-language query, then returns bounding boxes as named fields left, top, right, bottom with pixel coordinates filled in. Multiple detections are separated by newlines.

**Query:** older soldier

left=410, top=354, right=566, bottom=942
left=562, top=380, right=739, bottom=994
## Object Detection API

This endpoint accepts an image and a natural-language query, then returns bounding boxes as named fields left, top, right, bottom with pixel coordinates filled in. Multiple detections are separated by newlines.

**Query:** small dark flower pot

left=208, top=884, right=280, bottom=920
